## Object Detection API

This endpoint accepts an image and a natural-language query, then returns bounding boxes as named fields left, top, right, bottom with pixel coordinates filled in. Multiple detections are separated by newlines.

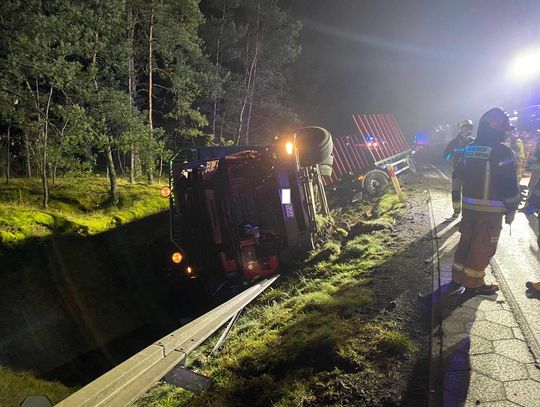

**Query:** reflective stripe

left=465, top=145, right=492, bottom=159
left=464, top=267, right=484, bottom=278
left=503, top=194, right=520, bottom=204
left=483, top=161, right=491, bottom=200
left=453, top=263, right=464, bottom=271
left=463, top=197, right=505, bottom=207
left=498, top=158, right=515, bottom=167
left=462, top=202, right=506, bottom=213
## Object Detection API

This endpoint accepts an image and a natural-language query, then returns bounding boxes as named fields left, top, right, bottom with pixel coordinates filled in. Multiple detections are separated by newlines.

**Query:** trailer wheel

left=363, top=170, right=390, bottom=197
left=406, top=155, right=417, bottom=174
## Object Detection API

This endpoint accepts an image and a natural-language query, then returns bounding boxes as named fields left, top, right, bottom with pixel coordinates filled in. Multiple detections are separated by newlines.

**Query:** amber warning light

left=160, top=186, right=171, bottom=198
left=171, top=252, right=183, bottom=264
left=285, top=141, right=294, bottom=155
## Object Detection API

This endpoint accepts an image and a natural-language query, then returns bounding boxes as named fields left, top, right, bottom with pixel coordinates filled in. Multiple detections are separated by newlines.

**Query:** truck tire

left=295, top=126, right=333, bottom=167
left=363, top=169, right=390, bottom=197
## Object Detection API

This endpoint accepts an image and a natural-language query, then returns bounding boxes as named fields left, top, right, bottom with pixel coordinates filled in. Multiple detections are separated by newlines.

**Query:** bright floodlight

left=511, top=49, right=540, bottom=81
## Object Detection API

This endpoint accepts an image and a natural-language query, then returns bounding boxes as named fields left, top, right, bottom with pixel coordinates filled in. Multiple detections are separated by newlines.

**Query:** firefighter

left=443, top=120, right=475, bottom=218
left=525, top=141, right=540, bottom=205
left=525, top=180, right=540, bottom=294
left=510, top=131, right=525, bottom=183
left=450, top=108, right=520, bottom=295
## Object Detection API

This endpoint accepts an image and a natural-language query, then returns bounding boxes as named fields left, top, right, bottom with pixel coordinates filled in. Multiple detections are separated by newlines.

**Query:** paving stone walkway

left=428, top=186, right=540, bottom=407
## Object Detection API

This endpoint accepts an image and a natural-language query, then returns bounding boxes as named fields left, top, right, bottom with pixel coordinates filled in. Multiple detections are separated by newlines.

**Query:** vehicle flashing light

left=510, top=49, right=540, bottom=81
left=186, top=266, right=193, bottom=274
left=285, top=141, right=294, bottom=155
left=172, top=252, right=183, bottom=264
left=160, top=186, right=172, bottom=198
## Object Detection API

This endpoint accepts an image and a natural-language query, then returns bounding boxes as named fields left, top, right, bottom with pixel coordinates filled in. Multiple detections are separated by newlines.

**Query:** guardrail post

left=386, top=163, right=404, bottom=201
left=162, top=366, right=213, bottom=392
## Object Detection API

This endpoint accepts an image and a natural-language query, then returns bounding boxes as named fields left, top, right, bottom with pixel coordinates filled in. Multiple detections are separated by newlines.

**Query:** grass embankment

left=0, top=177, right=169, bottom=406
left=138, top=193, right=412, bottom=406
left=0, top=177, right=168, bottom=247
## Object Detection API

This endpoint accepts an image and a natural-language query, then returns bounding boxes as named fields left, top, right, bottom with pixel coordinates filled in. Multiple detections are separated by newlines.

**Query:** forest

left=0, top=0, right=302, bottom=206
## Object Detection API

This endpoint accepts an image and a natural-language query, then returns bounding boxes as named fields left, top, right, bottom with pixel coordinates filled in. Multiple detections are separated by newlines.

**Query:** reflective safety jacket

left=511, top=138, right=525, bottom=167
left=443, top=134, right=474, bottom=168
left=455, top=141, right=520, bottom=213
left=530, top=180, right=540, bottom=207
left=528, top=143, right=540, bottom=171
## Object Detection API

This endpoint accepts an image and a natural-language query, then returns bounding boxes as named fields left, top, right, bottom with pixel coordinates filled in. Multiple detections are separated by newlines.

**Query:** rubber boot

left=526, top=281, right=540, bottom=292
left=474, top=284, right=499, bottom=295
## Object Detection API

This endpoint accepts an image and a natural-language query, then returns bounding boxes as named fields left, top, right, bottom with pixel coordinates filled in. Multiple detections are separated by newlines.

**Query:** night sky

left=288, top=0, right=540, bottom=138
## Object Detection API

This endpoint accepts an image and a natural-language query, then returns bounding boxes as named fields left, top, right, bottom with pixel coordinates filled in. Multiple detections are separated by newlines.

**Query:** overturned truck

left=164, top=115, right=412, bottom=281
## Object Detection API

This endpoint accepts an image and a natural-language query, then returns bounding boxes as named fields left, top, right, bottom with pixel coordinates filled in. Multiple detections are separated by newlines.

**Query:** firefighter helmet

left=458, top=119, right=473, bottom=130
left=479, top=108, right=513, bottom=133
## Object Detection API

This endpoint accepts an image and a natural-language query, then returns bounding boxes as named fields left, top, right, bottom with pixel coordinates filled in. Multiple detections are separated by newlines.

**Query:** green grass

left=0, top=177, right=170, bottom=406
left=0, top=177, right=169, bottom=246
left=0, top=366, right=76, bottom=406
left=137, top=190, right=414, bottom=406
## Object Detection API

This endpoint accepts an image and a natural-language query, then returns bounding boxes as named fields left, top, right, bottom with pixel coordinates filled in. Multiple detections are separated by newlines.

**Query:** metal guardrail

left=56, top=276, right=279, bottom=407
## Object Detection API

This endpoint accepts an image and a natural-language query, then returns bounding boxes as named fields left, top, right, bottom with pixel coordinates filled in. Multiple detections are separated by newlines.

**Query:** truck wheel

left=295, top=126, right=333, bottom=167
left=363, top=170, right=390, bottom=197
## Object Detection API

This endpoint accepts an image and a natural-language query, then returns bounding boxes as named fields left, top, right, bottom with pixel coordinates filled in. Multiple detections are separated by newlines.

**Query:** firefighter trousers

left=451, top=210, right=503, bottom=288
left=451, top=171, right=462, bottom=214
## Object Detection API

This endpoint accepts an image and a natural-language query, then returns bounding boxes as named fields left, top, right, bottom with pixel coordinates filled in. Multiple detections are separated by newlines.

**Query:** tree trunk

left=237, top=15, right=260, bottom=145
left=116, top=148, right=124, bottom=175
left=127, top=7, right=136, bottom=185
left=147, top=8, right=154, bottom=130
left=245, top=9, right=261, bottom=146
left=92, top=32, right=99, bottom=89
left=127, top=8, right=136, bottom=106
left=24, top=129, right=32, bottom=178
left=245, top=62, right=257, bottom=145
left=5, top=118, right=11, bottom=184
left=42, top=86, right=53, bottom=208
left=158, top=153, right=163, bottom=183
left=212, top=0, right=227, bottom=139
left=105, top=143, right=118, bottom=204
left=146, top=7, right=155, bottom=183
left=129, top=147, right=135, bottom=183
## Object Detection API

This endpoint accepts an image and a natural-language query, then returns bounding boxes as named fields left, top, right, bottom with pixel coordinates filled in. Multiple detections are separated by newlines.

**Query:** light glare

left=511, top=49, right=540, bottom=81
left=172, top=252, right=183, bottom=264
left=285, top=141, right=294, bottom=155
